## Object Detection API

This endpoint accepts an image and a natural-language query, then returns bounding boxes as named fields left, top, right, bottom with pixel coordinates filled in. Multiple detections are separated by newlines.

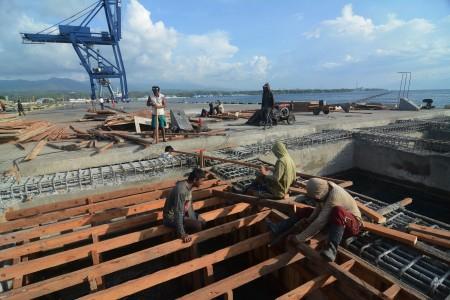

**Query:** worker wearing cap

left=147, top=86, right=167, bottom=142
left=267, top=178, right=362, bottom=262
left=163, top=168, right=206, bottom=243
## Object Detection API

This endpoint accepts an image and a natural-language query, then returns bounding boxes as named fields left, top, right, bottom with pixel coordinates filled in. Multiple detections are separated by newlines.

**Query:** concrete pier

left=1, top=108, right=449, bottom=177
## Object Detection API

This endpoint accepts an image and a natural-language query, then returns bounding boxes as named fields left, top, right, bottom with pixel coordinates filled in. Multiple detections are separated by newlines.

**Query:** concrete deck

left=1, top=103, right=449, bottom=177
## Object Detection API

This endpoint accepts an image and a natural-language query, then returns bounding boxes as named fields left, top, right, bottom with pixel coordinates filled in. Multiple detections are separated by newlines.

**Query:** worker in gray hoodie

left=163, top=168, right=206, bottom=243
left=267, top=178, right=362, bottom=262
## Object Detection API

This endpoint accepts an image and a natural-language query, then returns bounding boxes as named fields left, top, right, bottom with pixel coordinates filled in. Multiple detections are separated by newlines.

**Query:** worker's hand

left=181, top=234, right=192, bottom=243
left=260, top=166, right=269, bottom=176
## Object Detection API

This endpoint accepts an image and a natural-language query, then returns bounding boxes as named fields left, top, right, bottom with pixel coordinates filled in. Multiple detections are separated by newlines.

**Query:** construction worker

left=163, top=168, right=206, bottom=243
left=17, top=100, right=25, bottom=116
left=208, top=102, right=215, bottom=116
left=147, top=86, right=167, bottom=142
left=160, top=145, right=174, bottom=159
left=246, top=141, right=296, bottom=199
left=267, top=178, right=362, bottom=262
left=216, top=100, right=224, bottom=114
left=99, top=97, right=104, bottom=110
left=261, top=83, right=274, bottom=129
left=0, top=100, right=6, bottom=112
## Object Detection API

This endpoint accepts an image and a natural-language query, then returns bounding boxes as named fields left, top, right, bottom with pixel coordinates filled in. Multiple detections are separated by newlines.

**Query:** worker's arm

left=305, top=204, right=321, bottom=224
left=266, top=160, right=284, bottom=183
left=174, top=193, right=187, bottom=237
left=294, top=201, right=333, bottom=242
left=146, top=96, right=153, bottom=107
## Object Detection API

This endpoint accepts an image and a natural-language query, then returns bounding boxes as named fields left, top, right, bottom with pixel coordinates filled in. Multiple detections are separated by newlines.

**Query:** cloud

left=0, top=0, right=269, bottom=88
left=304, top=3, right=450, bottom=87
left=322, top=4, right=375, bottom=38
left=309, top=4, right=435, bottom=40
left=319, top=54, right=360, bottom=70
left=320, top=62, right=341, bottom=69
left=303, top=28, right=320, bottom=39
left=122, top=0, right=269, bottom=86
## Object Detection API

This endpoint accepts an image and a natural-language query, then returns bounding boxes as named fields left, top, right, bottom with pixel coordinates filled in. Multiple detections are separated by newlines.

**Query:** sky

left=0, top=0, right=449, bottom=90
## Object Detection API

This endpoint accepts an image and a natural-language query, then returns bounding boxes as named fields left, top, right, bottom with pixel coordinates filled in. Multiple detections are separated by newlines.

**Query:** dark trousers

left=262, top=107, right=272, bottom=127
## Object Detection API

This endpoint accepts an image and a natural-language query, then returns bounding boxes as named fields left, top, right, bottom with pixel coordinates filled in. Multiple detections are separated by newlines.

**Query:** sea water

left=163, top=89, right=450, bottom=108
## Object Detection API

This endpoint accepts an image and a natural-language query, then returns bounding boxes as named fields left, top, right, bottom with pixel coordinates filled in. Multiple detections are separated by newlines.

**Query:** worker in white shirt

left=147, top=86, right=167, bottom=142
left=99, top=98, right=104, bottom=110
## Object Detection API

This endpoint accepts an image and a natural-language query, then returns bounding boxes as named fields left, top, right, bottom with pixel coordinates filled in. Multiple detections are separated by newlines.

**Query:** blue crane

left=21, top=0, right=128, bottom=102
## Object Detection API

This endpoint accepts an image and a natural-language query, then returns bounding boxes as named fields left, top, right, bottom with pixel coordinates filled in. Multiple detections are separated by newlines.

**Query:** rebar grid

left=0, top=154, right=197, bottom=208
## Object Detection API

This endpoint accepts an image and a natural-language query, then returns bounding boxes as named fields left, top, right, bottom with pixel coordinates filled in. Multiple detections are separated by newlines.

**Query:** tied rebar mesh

left=0, top=154, right=197, bottom=209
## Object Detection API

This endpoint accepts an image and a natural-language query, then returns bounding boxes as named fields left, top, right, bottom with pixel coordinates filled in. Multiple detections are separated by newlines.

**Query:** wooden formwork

left=0, top=177, right=426, bottom=299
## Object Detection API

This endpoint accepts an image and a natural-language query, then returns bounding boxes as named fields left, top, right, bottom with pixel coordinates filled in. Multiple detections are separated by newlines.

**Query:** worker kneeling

left=246, top=141, right=296, bottom=200
left=267, top=178, right=362, bottom=262
left=163, top=168, right=206, bottom=243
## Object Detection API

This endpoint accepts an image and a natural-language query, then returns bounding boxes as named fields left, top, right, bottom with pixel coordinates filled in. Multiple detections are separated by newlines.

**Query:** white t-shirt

left=149, top=93, right=166, bottom=116
left=99, top=98, right=104, bottom=104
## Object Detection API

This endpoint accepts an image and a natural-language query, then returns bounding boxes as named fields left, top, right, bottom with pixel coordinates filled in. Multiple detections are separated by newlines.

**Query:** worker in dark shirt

left=163, top=168, right=206, bottom=243
left=17, top=100, right=25, bottom=116
left=261, top=83, right=274, bottom=129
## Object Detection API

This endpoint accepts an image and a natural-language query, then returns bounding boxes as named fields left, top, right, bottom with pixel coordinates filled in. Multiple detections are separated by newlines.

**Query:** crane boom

left=21, top=0, right=128, bottom=101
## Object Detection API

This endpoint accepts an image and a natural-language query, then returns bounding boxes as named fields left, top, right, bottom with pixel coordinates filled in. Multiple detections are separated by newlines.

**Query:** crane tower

left=21, top=0, right=128, bottom=101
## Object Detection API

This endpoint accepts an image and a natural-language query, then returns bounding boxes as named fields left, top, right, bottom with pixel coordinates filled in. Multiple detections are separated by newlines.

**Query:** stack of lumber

left=0, top=113, right=17, bottom=122
left=103, top=109, right=157, bottom=127
left=0, top=120, right=73, bottom=144
left=80, top=109, right=117, bottom=121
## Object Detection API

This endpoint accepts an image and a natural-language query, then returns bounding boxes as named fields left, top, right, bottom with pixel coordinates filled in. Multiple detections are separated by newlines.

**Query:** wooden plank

left=224, top=291, right=233, bottom=300
left=376, top=198, right=413, bottom=216
left=355, top=200, right=386, bottom=224
left=213, top=190, right=308, bottom=215
left=204, top=265, right=215, bottom=285
left=0, top=203, right=250, bottom=281
left=363, top=222, right=417, bottom=247
left=4, top=177, right=185, bottom=220
left=0, top=194, right=224, bottom=249
left=78, top=232, right=272, bottom=299
left=23, top=139, right=47, bottom=161
left=198, top=203, right=250, bottom=221
left=0, top=182, right=225, bottom=233
left=409, top=230, right=450, bottom=249
left=95, top=141, right=114, bottom=154
left=178, top=251, right=305, bottom=300
left=4, top=178, right=222, bottom=221
left=0, top=197, right=225, bottom=261
left=90, top=234, right=103, bottom=289
left=2, top=210, right=270, bottom=300
left=295, top=242, right=383, bottom=300
left=382, top=284, right=402, bottom=300
left=15, top=123, right=52, bottom=143
left=275, top=259, right=355, bottom=300
left=408, top=223, right=450, bottom=239
left=134, top=116, right=152, bottom=134
left=337, top=247, right=426, bottom=300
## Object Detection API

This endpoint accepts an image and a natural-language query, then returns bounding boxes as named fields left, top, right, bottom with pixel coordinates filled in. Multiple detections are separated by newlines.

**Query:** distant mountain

left=0, top=77, right=221, bottom=95
left=0, top=78, right=89, bottom=93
